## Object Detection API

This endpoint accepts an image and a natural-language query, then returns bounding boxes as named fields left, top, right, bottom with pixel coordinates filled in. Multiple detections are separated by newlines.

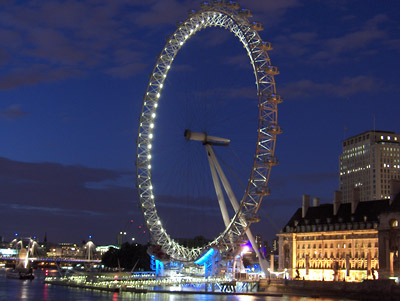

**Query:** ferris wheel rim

left=136, top=2, right=281, bottom=262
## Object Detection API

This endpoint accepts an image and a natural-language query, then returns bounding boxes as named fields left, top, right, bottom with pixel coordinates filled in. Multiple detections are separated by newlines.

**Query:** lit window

left=390, top=219, right=399, bottom=228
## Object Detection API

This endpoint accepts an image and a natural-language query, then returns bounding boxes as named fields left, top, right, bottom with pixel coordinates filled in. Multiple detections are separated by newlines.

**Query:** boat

left=6, top=241, right=35, bottom=280
left=5, top=268, right=35, bottom=280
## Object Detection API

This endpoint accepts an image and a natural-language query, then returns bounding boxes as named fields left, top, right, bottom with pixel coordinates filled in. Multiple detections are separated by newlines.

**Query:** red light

left=130, top=220, right=133, bottom=223
left=139, top=226, right=141, bottom=229
left=143, top=231, right=146, bottom=234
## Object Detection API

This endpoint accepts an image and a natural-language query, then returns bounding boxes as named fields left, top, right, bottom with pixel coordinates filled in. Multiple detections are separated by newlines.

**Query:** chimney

left=313, top=197, right=320, bottom=207
left=351, top=187, right=360, bottom=214
left=333, top=191, right=342, bottom=215
left=390, top=179, right=400, bottom=205
left=302, top=194, right=310, bottom=218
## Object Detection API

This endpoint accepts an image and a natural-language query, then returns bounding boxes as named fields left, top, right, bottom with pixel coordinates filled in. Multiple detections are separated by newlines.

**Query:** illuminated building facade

left=339, top=130, right=400, bottom=203
left=277, top=193, right=400, bottom=281
left=47, top=243, right=80, bottom=258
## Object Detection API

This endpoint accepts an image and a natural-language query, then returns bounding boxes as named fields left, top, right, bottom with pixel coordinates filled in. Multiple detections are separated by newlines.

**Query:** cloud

left=0, top=48, right=10, bottom=66
left=25, top=27, right=87, bottom=64
left=0, top=157, right=140, bottom=242
left=312, top=14, right=390, bottom=63
left=0, top=203, right=103, bottom=217
left=244, top=0, right=301, bottom=27
left=225, top=54, right=254, bottom=70
left=0, top=64, right=84, bottom=90
left=274, top=13, right=392, bottom=64
left=0, top=104, right=29, bottom=120
left=0, top=156, right=229, bottom=243
left=132, top=0, right=193, bottom=28
left=280, top=75, right=382, bottom=99
left=385, top=39, right=400, bottom=52
left=274, top=31, right=318, bottom=58
left=107, top=63, right=148, bottom=79
left=0, top=0, right=349, bottom=90
left=106, top=49, right=148, bottom=78
left=131, top=0, right=301, bottom=31
left=324, top=29, right=387, bottom=56
left=0, top=0, right=150, bottom=89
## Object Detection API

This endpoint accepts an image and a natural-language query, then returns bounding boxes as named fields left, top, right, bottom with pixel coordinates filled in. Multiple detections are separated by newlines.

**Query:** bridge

left=0, top=256, right=100, bottom=264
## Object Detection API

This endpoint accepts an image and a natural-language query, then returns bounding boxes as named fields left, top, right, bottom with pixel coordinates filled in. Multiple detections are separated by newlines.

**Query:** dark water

left=0, top=269, right=352, bottom=301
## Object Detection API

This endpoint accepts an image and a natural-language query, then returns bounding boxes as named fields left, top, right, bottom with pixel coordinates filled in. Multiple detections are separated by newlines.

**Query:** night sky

left=1, top=0, right=399, bottom=246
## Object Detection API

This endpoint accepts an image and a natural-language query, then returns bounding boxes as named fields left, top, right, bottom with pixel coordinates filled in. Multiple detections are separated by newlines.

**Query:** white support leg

left=207, top=145, right=269, bottom=276
left=205, top=145, right=230, bottom=228
left=186, top=130, right=269, bottom=277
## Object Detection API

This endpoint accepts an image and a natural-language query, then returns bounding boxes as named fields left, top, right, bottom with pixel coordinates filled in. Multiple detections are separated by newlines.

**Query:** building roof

left=343, top=130, right=396, bottom=142
left=280, top=194, right=400, bottom=234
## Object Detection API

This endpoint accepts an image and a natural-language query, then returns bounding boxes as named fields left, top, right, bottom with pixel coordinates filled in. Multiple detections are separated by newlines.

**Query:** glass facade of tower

left=340, top=131, right=400, bottom=203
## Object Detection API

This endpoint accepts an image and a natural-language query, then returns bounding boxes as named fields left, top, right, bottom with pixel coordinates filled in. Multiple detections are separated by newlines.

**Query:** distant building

left=277, top=192, right=400, bottom=281
left=339, top=130, right=400, bottom=203
left=47, top=243, right=80, bottom=258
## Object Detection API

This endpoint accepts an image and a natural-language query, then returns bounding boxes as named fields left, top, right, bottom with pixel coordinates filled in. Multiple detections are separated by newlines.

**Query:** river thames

left=0, top=269, right=354, bottom=301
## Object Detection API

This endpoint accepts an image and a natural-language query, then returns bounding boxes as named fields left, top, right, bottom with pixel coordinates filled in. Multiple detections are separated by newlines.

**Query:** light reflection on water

left=0, top=269, right=352, bottom=301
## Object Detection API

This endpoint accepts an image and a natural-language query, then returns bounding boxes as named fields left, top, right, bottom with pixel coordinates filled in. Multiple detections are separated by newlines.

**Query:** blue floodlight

left=194, top=248, right=215, bottom=265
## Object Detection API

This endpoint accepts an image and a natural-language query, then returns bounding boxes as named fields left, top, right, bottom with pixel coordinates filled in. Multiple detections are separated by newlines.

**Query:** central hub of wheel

left=184, top=129, right=230, bottom=146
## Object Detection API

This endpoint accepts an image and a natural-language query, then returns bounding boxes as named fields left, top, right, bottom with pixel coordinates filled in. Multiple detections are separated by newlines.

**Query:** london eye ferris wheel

left=136, top=0, right=282, bottom=263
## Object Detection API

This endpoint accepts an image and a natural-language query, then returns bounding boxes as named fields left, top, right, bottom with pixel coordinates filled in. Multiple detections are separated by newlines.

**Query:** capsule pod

left=266, top=124, right=283, bottom=135
left=262, top=156, right=279, bottom=166
left=227, top=1, right=239, bottom=9
left=251, top=22, right=264, bottom=31
left=239, top=8, right=252, bottom=18
left=265, top=65, right=279, bottom=75
left=259, top=41, right=273, bottom=51
left=267, top=94, right=283, bottom=104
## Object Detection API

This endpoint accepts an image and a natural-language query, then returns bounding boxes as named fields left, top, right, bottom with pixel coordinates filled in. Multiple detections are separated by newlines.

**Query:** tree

left=101, top=243, right=150, bottom=271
